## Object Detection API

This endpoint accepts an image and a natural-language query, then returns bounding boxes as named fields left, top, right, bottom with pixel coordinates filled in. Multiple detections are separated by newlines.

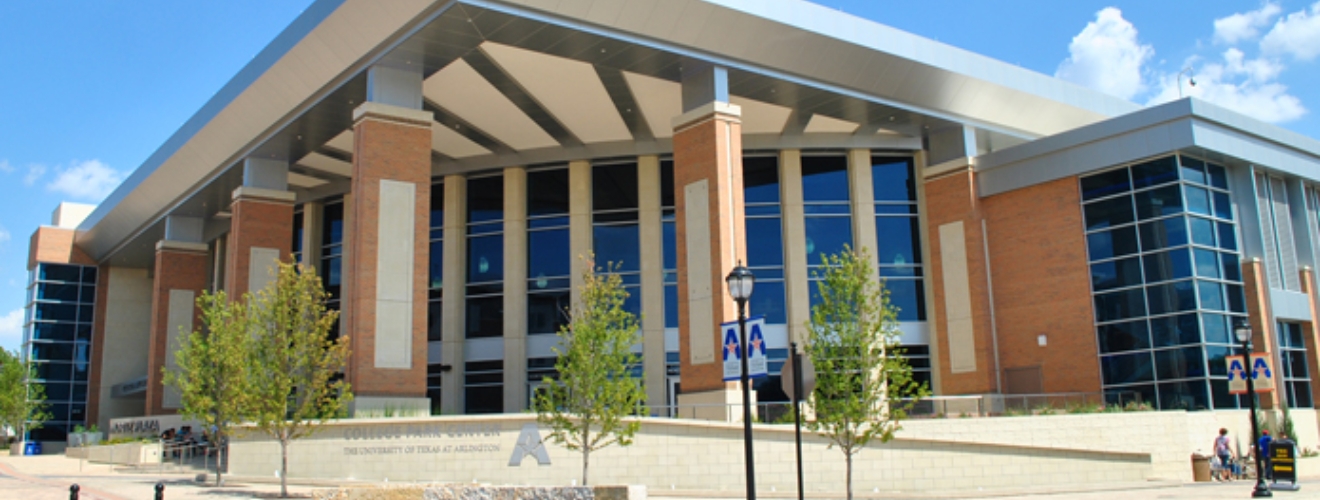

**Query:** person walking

left=1258, top=430, right=1273, bottom=480
left=1214, top=428, right=1236, bottom=481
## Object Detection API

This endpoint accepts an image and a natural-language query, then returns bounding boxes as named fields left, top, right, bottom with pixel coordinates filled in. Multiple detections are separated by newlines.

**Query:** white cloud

left=0, top=309, right=23, bottom=353
left=1055, top=7, right=1154, bottom=101
left=0, top=159, right=12, bottom=174
left=24, top=164, right=46, bottom=186
left=1261, top=1, right=1320, bottom=60
left=46, top=159, right=125, bottom=202
left=1146, top=50, right=1306, bottom=123
left=0, top=225, right=10, bottom=245
left=1214, top=2, right=1282, bottom=44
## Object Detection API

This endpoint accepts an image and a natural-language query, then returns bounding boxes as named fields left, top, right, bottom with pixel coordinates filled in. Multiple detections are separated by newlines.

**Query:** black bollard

left=69, top=484, right=80, bottom=500
left=155, top=482, right=165, bottom=500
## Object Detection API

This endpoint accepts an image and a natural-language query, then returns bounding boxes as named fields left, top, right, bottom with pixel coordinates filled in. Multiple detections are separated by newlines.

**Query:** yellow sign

left=1225, top=353, right=1274, bottom=394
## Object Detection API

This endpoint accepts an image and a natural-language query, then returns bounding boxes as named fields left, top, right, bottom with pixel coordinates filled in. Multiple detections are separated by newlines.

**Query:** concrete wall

left=94, top=267, right=154, bottom=430
left=228, top=413, right=1184, bottom=494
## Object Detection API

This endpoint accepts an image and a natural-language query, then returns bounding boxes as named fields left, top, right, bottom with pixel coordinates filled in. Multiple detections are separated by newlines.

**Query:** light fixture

left=726, top=264, right=755, bottom=301
left=1235, top=319, right=1251, bottom=343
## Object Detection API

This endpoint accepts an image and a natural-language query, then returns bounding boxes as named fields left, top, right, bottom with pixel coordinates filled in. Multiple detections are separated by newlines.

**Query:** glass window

left=467, top=176, right=504, bottom=224
left=1151, top=313, right=1201, bottom=347
left=1189, top=217, right=1216, bottom=247
left=744, top=156, right=781, bottom=204
left=39, top=264, right=82, bottom=282
left=1198, top=280, right=1225, bottom=311
left=1101, top=352, right=1155, bottom=385
left=885, top=279, right=926, bottom=321
left=1201, top=314, right=1233, bottom=344
left=1135, top=185, right=1184, bottom=220
left=465, top=296, right=503, bottom=338
left=1097, top=320, right=1151, bottom=353
left=1095, top=288, right=1147, bottom=322
left=1213, top=192, right=1233, bottom=220
left=528, top=168, right=570, bottom=217
left=1156, top=346, right=1207, bottom=381
left=467, top=235, right=504, bottom=283
left=747, top=280, right=787, bottom=324
left=1084, top=196, right=1135, bottom=231
left=871, top=157, right=915, bottom=202
left=592, top=163, right=639, bottom=213
left=805, top=217, right=853, bottom=266
left=1081, top=168, right=1131, bottom=201
left=594, top=224, right=640, bottom=272
left=1146, top=281, right=1197, bottom=315
left=1179, top=156, right=1207, bottom=185
left=1088, top=227, right=1139, bottom=260
left=1143, top=248, right=1193, bottom=283
left=529, top=229, right=571, bottom=279
left=1217, top=222, right=1237, bottom=251
left=1184, top=185, right=1211, bottom=216
left=1138, top=217, right=1188, bottom=252
left=1158, top=380, right=1209, bottom=410
left=1132, top=156, right=1179, bottom=189
left=1193, top=249, right=1221, bottom=279
left=1091, top=257, right=1143, bottom=291
left=529, top=291, right=570, bottom=335
left=801, top=155, right=850, bottom=202
left=1206, top=162, right=1229, bottom=189
left=875, top=217, right=920, bottom=266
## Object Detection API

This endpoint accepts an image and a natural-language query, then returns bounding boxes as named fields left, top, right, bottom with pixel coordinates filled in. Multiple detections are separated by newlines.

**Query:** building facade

left=21, top=0, right=1320, bottom=440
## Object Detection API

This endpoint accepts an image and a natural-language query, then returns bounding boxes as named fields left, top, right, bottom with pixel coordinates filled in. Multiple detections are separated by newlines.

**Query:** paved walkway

left=6, top=453, right=1320, bottom=499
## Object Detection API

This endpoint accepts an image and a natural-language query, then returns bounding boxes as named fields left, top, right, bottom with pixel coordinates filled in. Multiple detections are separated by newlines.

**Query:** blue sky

left=2, top=0, right=1320, bottom=352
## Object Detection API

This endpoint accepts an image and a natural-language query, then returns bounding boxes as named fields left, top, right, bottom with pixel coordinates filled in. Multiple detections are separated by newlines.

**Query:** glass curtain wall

left=24, top=263, right=96, bottom=440
left=527, top=167, right=571, bottom=338
left=321, top=198, right=345, bottom=338
left=741, top=154, right=790, bottom=407
left=1080, top=154, right=1246, bottom=410
left=427, top=181, right=444, bottom=414
left=592, top=161, right=642, bottom=318
left=465, top=175, right=504, bottom=414
left=662, top=160, right=678, bottom=332
left=802, top=153, right=853, bottom=306
left=1276, top=322, right=1314, bottom=408
left=872, top=156, right=925, bottom=322
left=291, top=206, right=304, bottom=264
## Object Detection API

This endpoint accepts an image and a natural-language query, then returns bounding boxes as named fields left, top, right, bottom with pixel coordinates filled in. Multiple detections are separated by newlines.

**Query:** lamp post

left=1234, top=319, right=1272, bottom=498
left=726, top=264, right=756, bottom=500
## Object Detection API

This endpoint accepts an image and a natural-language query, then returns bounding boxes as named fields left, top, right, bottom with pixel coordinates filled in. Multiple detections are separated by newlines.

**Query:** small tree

left=164, top=290, right=252, bottom=486
left=805, top=246, right=927, bottom=500
left=534, top=259, right=646, bottom=486
left=0, top=347, right=50, bottom=444
left=247, top=262, right=352, bottom=498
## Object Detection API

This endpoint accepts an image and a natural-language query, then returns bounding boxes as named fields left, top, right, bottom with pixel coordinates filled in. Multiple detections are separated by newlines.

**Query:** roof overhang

left=75, top=0, right=1139, bottom=268
left=976, top=98, right=1320, bottom=197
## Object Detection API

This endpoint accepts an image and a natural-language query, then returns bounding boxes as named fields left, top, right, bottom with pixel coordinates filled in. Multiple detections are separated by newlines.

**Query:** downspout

left=981, top=218, right=1002, bottom=394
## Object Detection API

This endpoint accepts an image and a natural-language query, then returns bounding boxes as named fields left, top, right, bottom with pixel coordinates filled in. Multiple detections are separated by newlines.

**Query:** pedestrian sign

left=1226, top=353, right=1275, bottom=394
left=721, top=316, right=769, bottom=381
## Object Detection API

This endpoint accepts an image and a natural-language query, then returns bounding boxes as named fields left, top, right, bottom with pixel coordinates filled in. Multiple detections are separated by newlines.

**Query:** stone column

left=779, top=150, right=811, bottom=348
left=301, top=201, right=324, bottom=274
left=225, top=158, right=294, bottom=296
left=342, top=62, right=433, bottom=414
left=638, top=155, right=667, bottom=414
left=672, top=63, right=750, bottom=421
left=440, top=176, right=467, bottom=413
left=848, top=149, right=880, bottom=273
left=1300, top=267, right=1320, bottom=409
left=503, top=167, right=529, bottom=411
left=146, top=216, right=208, bottom=415
left=569, top=160, right=593, bottom=302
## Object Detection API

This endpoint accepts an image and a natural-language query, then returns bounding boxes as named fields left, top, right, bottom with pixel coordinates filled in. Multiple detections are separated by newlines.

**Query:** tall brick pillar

left=922, top=161, right=998, bottom=395
left=672, top=63, right=750, bottom=421
left=146, top=223, right=208, bottom=415
left=1242, top=257, right=1281, bottom=409
left=342, top=94, right=433, bottom=413
left=225, top=158, right=295, bottom=296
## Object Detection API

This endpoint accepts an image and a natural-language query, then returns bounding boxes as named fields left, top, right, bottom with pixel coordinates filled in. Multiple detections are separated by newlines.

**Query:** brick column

left=1243, top=257, right=1280, bottom=409
left=343, top=102, right=433, bottom=411
left=673, top=101, right=749, bottom=420
left=922, top=162, right=997, bottom=395
left=1299, top=267, right=1320, bottom=408
left=145, top=242, right=208, bottom=415
left=225, top=187, right=294, bottom=296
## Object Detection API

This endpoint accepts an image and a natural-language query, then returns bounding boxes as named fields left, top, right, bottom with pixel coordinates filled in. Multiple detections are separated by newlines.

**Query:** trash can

left=22, top=442, right=37, bottom=456
left=1192, top=453, right=1212, bottom=482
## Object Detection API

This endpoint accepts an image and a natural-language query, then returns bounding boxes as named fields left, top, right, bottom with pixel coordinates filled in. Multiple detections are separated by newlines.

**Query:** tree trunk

left=583, top=447, right=591, bottom=486
left=846, top=451, right=853, bottom=500
left=280, top=436, right=289, bottom=498
left=215, top=444, right=224, bottom=487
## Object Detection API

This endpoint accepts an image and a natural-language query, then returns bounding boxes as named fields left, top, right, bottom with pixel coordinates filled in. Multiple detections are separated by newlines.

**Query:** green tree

left=0, top=347, right=51, bottom=444
left=534, top=259, right=646, bottom=486
left=805, top=246, right=927, bottom=500
left=247, top=261, right=352, bottom=498
left=163, top=290, right=252, bottom=486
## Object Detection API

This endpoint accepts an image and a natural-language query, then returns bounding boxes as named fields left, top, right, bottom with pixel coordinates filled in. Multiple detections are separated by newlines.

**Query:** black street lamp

left=726, top=264, right=756, bottom=500
left=1234, top=319, right=1272, bottom=498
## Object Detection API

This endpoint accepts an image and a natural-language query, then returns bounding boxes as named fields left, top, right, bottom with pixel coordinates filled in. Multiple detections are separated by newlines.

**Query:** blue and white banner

left=722, top=316, right=768, bottom=381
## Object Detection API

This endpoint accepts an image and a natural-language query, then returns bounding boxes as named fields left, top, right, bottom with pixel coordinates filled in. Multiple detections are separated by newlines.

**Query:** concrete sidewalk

left=6, top=453, right=1320, bottom=499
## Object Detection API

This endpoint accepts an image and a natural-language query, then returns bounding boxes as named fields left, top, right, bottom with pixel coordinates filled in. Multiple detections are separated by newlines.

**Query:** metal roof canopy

left=78, top=0, right=1138, bottom=269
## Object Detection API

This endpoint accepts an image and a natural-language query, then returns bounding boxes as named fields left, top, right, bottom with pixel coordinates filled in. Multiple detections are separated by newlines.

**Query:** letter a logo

left=508, top=423, right=552, bottom=466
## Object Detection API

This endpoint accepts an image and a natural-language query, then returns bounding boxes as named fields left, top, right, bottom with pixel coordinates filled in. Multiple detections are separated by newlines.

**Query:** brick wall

left=982, top=176, right=1100, bottom=393
left=27, top=226, right=95, bottom=269
left=225, top=197, right=293, bottom=295
left=146, top=248, right=208, bottom=415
